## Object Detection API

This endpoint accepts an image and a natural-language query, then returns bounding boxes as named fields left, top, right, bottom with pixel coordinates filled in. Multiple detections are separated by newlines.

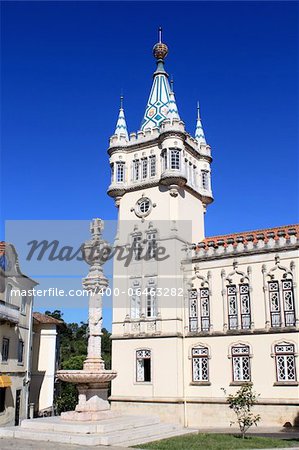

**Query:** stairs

left=0, top=415, right=197, bottom=447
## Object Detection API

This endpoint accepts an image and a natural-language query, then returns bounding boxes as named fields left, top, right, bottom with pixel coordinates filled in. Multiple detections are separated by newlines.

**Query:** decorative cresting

left=141, top=28, right=171, bottom=131
left=57, top=219, right=117, bottom=421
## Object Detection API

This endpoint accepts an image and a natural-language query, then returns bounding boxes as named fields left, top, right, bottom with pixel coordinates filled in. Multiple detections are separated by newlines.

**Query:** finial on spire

left=195, top=101, right=206, bottom=145
left=170, top=76, right=174, bottom=92
left=158, top=26, right=162, bottom=43
left=120, top=94, right=124, bottom=109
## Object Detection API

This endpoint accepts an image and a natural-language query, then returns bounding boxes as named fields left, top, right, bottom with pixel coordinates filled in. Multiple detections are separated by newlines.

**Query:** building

left=0, top=242, right=37, bottom=426
left=108, top=34, right=299, bottom=427
left=30, top=312, right=62, bottom=417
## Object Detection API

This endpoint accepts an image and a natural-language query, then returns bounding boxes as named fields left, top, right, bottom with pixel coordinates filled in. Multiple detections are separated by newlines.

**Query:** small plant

left=222, top=383, right=261, bottom=438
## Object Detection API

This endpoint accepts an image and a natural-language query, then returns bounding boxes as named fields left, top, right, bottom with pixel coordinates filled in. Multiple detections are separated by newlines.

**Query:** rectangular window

left=240, top=284, right=251, bottom=329
left=268, top=281, right=281, bottom=327
left=227, top=285, right=238, bottom=330
left=142, top=158, right=148, bottom=179
left=18, top=340, right=24, bottom=364
left=189, top=289, right=198, bottom=332
left=192, top=347, right=209, bottom=381
left=150, top=155, right=156, bottom=177
left=275, top=344, right=296, bottom=382
left=200, top=288, right=210, bottom=332
left=232, top=345, right=251, bottom=381
left=0, top=388, right=5, bottom=413
left=111, top=163, right=114, bottom=183
left=282, top=280, right=295, bottom=327
left=2, top=338, right=9, bottom=362
left=116, top=162, right=124, bottom=183
left=146, top=279, right=157, bottom=317
left=136, top=350, right=151, bottom=382
left=201, top=170, right=209, bottom=190
left=146, top=232, right=157, bottom=259
left=170, top=149, right=180, bottom=170
left=132, top=234, right=142, bottom=261
left=130, top=280, right=141, bottom=319
left=21, top=295, right=26, bottom=315
left=163, top=151, right=168, bottom=171
left=133, top=160, right=140, bottom=181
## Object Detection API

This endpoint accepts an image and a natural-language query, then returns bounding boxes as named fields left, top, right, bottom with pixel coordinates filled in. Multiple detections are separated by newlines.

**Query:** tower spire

left=167, top=77, right=180, bottom=122
left=195, top=101, right=206, bottom=145
left=114, top=95, right=129, bottom=141
left=141, top=29, right=171, bottom=131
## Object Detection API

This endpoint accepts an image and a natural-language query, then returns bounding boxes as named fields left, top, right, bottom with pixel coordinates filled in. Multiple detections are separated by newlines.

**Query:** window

left=21, top=295, right=26, bottom=315
left=201, top=170, right=209, bottom=190
left=150, top=155, right=156, bottom=177
left=227, top=285, right=238, bottom=330
left=268, top=281, right=281, bottom=327
left=146, top=279, right=157, bottom=317
left=282, top=280, right=295, bottom=326
left=2, top=338, right=9, bottom=362
left=5, top=284, right=12, bottom=304
left=136, top=198, right=150, bottom=216
left=110, top=163, right=114, bottom=183
left=136, top=350, right=151, bottom=382
left=189, top=290, right=198, bottom=332
left=240, top=284, right=251, bottom=329
left=116, top=162, right=125, bottom=183
left=192, top=346, right=209, bottom=382
left=232, top=345, right=251, bottom=382
left=18, top=340, right=24, bottom=364
left=200, top=288, right=210, bottom=331
left=142, top=158, right=148, bottom=179
left=163, top=151, right=168, bottom=171
left=146, top=232, right=157, bottom=259
left=170, top=149, right=180, bottom=170
left=133, top=159, right=140, bottom=181
left=132, top=234, right=142, bottom=261
left=275, top=343, right=296, bottom=382
left=131, top=280, right=141, bottom=319
left=0, top=388, right=5, bottom=413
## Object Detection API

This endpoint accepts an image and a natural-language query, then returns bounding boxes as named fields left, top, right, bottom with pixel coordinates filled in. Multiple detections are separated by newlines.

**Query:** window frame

left=115, top=161, right=125, bottom=183
left=170, top=148, right=180, bottom=170
left=1, top=338, right=9, bottom=362
left=149, top=155, right=156, bottom=177
left=274, top=343, right=297, bottom=383
left=18, top=339, right=24, bottom=364
left=191, top=346, right=209, bottom=383
left=136, top=349, right=152, bottom=383
left=231, top=344, right=251, bottom=383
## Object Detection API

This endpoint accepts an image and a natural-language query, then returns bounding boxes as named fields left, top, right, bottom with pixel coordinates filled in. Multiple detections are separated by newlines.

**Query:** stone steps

left=0, top=415, right=197, bottom=447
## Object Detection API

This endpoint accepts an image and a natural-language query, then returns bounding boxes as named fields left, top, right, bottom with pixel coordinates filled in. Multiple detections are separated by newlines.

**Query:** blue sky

left=1, top=1, right=298, bottom=326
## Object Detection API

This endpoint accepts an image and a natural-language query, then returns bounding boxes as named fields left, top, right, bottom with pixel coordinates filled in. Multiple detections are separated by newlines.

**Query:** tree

left=224, top=383, right=261, bottom=438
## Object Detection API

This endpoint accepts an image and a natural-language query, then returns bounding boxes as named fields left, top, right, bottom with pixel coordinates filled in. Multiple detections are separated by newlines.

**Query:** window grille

left=282, top=280, right=295, bottom=326
left=150, top=156, right=156, bottom=177
left=201, top=170, right=209, bottom=189
left=232, top=345, right=251, bottom=381
left=192, top=347, right=209, bottom=381
left=200, top=288, right=210, bottom=331
left=116, top=162, right=125, bottom=183
left=275, top=343, right=296, bottom=382
left=189, top=290, right=198, bottom=332
left=227, top=285, right=238, bottom=330
left=170, top=149, right=180, bottom=170
left=142, top=158, right=148, bottom=179
left=240, top=284, right=251, bottom=329
left=268, top=281, right=281, bottom=327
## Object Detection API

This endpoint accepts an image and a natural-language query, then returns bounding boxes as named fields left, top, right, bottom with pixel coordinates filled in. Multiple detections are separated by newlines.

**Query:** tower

left=108, top=31, right=213, bottom=420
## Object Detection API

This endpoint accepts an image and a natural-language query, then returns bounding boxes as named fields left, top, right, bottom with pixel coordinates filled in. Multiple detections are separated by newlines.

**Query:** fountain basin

left=57, top=370, right=117, bottom=385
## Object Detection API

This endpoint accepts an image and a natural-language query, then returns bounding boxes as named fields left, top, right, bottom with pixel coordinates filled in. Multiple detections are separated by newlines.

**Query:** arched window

left=136, top=349, right=151, bottom=382
left=231, top=344, right=251, bottom=382
left=274, top=343, right=297, bottom=382
left=192, top=346, right=209, bottom=382
left=188, top=288, right=210, bottom=332
left=268, top=279, right=295, bottom=327
left=227, top=282, right=251, bottom=330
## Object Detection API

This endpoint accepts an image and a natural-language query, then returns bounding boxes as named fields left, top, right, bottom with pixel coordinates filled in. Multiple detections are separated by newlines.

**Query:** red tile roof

left=33, top=312, right=64, bottom=326
left=199, top=224, right=299, bottom=249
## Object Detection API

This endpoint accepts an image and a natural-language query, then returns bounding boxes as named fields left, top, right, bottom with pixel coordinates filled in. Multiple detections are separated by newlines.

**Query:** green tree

left=223, top=383, right=261, bottom=438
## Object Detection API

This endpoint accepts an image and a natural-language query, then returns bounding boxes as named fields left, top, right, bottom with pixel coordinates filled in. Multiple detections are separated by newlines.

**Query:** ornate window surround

left=271, top=339, right=298, bottom=386
left=228, top=341, right=253, bottom=385
left=189, top=342, right=211, bottom=386
left=187, top=268, right=212, bottom=333
left=135, top=348, right=152, bottom=384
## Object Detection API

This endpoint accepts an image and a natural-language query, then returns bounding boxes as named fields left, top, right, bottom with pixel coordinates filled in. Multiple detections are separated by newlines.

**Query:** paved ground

left=1, top=428, right=298, bottom=449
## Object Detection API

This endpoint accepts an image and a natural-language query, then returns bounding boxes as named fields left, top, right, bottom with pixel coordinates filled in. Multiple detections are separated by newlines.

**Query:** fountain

left=57, top=218, right=118, bottom=421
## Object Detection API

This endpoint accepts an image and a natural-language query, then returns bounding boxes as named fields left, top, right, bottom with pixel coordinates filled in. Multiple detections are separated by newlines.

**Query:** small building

left=0, top=242, right=37, bottom=426
left=30, top=312, right=63, bottom=416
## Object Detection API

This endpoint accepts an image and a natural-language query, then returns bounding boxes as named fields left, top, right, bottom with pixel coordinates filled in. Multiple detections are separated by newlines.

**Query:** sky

left=1, top=1, right=298, bottom=326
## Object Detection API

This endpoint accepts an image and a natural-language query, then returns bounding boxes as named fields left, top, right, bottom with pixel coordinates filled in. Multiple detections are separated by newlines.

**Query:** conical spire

left=167, top=79, right=180, bottom=122
left=114, top=95, right=129, bottom=140
left=141, top=28, right=171, bottom=131
left=195, top=102, right=206, bottom=145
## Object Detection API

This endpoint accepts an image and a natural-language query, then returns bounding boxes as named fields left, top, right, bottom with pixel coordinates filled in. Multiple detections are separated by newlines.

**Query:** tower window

left=201, top=170, right=209, bottom=190
left=150, top=155, right=156, bottom=177
left=133, top=160, right=140, bottom=181
left=132, top=234, right=142, bottom=261
left=146, top=279, right=157, bottom=317
left=192, top=346, right=209, bottom=382
left=231, top=345, right=251, bottom=382
left=110, top=163, right=114, bottom=183
left=142, top=158, right=148, bottom=179
left=146, top=232, right=157, bottom=259
left=227, top=285, right=238, bottom=330
left=136, top=350, right=151, bottom=382
left=116, top=162, right=125, bottom=183
left=18, top=340, right=24, bottom=364
left=130, top=280, right=141, bottom=319
left=275, top=343, right=296, bottom=382
left=170, top=149, right=180, bottom=170
left=163, top=151, right=168, bottom=171
left=2, top=338, right=9, bottom=362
